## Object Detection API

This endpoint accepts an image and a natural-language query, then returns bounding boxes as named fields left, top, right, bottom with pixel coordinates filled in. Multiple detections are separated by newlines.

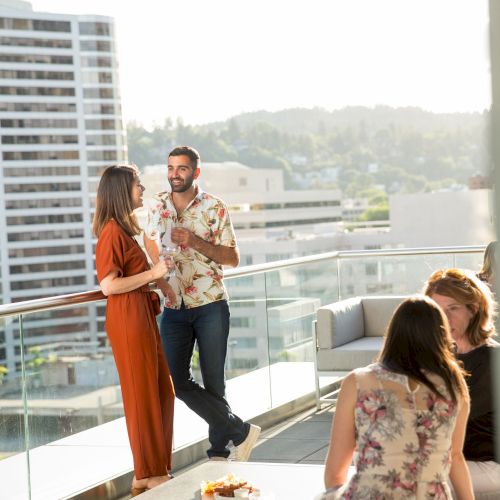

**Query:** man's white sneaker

left=234, top=424, right=261, bottom=462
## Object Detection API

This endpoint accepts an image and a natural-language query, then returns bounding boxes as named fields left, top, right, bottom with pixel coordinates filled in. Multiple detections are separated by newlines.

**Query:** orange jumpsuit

left=96, top=220, right=175, bottom=479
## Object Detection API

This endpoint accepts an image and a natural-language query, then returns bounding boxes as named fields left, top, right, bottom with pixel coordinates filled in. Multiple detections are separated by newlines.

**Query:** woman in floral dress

left=323, top=296, right=473, bottom=499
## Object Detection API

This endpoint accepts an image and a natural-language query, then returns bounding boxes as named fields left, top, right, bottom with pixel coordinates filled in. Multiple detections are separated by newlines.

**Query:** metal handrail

left=0, top=245, right=485, bottom=319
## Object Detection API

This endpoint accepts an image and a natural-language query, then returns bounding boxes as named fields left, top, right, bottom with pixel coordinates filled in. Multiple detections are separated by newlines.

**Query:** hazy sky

left=28, top=0, right=490, bottom=127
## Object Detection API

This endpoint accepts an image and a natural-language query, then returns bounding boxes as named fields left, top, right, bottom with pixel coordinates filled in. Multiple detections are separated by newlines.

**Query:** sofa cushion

left=316, top=337, right=384, bottom=371
left=361, top=296, right=407, bottom=337
left=316, top=297, right=363, bottom=349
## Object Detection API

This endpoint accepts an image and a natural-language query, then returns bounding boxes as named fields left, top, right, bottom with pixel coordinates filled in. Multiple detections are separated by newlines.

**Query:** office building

left=0, top=0, right=127, bottom=374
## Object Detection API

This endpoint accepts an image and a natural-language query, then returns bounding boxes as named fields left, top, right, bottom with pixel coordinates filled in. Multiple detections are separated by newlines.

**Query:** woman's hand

left=150, top=259, right=169, bottom=280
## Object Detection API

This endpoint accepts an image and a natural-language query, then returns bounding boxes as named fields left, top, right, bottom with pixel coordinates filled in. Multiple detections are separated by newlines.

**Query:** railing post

left=336, top=257, right=342, bottom=302
left=263, top=273, right=273, bottom=410
left=19, top=313, right=31, bottom=500
left=489, top=0, right=500, bottom=463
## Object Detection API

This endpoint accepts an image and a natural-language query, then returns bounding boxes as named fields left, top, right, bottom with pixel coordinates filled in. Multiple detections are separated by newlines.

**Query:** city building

left=0, top=0, right=126, bottom=374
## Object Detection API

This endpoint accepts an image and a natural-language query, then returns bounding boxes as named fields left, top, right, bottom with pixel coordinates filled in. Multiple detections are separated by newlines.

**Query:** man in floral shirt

left=144, top=146, right=260, bottom=461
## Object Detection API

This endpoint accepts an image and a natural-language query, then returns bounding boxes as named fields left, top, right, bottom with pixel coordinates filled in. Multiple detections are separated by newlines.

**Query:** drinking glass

left=158, top=220, right=179, bottom=279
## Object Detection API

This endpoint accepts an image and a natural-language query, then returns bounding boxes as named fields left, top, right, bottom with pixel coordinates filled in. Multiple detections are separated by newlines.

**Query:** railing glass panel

left=262, top=259, right=340, bottom=407
left=20, top=303, right=121, bottom=446
left=1, top=314, right=27, bottom=455
left=0, top=246, right=487, bottom=499
left=338, top=254, right=472, bottom=299
left=225, top=274, right=272, bottom=417
left=1, top=314, right=30, bottom=498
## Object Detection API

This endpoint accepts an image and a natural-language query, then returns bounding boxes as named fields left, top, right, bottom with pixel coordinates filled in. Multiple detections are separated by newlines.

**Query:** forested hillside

left=127, top=106, right=489, bottom=196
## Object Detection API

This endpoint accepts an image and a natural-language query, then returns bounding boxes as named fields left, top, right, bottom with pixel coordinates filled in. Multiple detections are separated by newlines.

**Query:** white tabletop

left=142, top=461, right=326, bottom=500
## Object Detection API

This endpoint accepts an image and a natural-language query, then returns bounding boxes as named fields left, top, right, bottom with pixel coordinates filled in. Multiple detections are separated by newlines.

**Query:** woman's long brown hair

left=378, top=295, right=468, bottom=404
left=92, top=164, right=141, bottom=238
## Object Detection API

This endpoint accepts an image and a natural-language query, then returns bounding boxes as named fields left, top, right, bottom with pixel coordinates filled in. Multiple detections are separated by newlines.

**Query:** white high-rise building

left=0, top=0, right=127, bottom=373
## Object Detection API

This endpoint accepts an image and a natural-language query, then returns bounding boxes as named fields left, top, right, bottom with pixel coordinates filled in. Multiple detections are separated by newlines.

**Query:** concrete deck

left=122, top=405, right=335, bottom=499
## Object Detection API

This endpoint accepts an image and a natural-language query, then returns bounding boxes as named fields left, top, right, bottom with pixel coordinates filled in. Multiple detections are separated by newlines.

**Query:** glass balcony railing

left=0, top=245, right=486, bottom=499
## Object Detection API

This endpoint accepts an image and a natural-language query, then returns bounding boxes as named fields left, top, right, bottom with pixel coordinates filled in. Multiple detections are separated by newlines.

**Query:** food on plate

left=201, top=473, right=256, bottom=497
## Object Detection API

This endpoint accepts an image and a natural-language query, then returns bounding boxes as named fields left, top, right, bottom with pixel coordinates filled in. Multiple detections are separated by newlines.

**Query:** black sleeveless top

left=457, top=342, right=498, bottom=462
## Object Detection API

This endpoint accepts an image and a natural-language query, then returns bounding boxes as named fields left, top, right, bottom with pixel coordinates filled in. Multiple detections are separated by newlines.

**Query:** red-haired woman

left=425, top=268, right=500, bottom=498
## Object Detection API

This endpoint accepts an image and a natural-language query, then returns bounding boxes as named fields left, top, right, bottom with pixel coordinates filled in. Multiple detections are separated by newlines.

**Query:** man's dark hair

left=169, top=146, right=201, bottom=169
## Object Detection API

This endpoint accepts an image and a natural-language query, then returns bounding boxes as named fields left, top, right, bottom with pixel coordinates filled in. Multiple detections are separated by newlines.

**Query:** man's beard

left=169, top=176, right=194, bottom=193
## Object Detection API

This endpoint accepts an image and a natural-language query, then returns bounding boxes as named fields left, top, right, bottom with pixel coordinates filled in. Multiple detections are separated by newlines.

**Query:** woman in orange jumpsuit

left=93, top=164, right=175, bottom=496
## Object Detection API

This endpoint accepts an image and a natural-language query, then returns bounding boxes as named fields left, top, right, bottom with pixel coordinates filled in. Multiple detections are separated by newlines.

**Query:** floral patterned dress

left=334, top=363, right=459, bottom=500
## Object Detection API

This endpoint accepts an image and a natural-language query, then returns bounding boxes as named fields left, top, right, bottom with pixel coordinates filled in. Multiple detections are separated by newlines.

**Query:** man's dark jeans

left=160, top=299, right=249, bottom=458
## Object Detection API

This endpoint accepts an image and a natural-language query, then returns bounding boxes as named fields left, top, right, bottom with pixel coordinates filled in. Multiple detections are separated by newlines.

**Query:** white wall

left=390, top=190, right=494, bottom=247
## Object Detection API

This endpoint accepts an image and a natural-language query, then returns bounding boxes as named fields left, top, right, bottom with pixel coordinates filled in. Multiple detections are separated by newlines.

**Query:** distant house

left=469, top=174, right=491, bottom=189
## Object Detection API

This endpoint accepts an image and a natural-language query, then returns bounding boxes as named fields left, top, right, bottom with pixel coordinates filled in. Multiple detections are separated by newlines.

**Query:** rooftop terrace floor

left=120, top=405, right=335, bottom=499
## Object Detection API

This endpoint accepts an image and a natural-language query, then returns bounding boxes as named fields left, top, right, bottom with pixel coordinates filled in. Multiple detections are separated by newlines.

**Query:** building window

left=0, top=54, right=72, bottom=64
left=79, top=22, right=111, bottom=36
left=230, top=359, right=258, bottom=370
left=0, top=69, right=73, bottom=80
left=85, top=119, right=122, bottom=130
left=4, top=182, right=81, bottom=193
left=0, top=86, right=75, bottom=96
left=8, top=229, right=84, bottom=242
left=0, top=102, right=76, bottom=113
left=33, top=19, right=71, bottom=32
left=11, top=276, right=87, bottom=290
left=3, top=151, right=79, bottom=161
left=7, top=213, right=83, bottom=225
left=241, top=255, right=253, bottom=265
left=87, top=166, right=108, bottom=177
left=0, top=119, right=77, bottom=128
left=2, top=135, right=78, bottom=145
left=232, top=337, right=257, bottom=348
left=0, top=36, right=72, bottom=48
left=8, top=244, right=85, bottom=258
left=10, top=261, right=86, bottom=274
left=83, top=87, right=114, bottom=99
left=84, top=103, right=118, bottom=115
left=6, top=198, right=82, bottom=209
left=230, top=317, right=256, bottom=328
left=15, top=322, right=90, bottom=338
left=82, top=71, right=113, bottom=84
left=3, top=167, right=80, bottom=177
left=87, top=150, right=118, bottom=161
left=86, top=135, right=118, bottom=146
left=0, top=18, right=71, bottom=32
left=80, top=40, right=111, bottom=52
left=81, top=56, right=112, bottom=68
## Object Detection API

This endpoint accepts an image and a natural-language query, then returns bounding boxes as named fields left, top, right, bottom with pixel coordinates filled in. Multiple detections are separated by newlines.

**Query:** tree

left=345, top=172, right=375, bottom=198
left=0, top=365, right=7, bottom=385
left=359, top=204, right=389, bottom=221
